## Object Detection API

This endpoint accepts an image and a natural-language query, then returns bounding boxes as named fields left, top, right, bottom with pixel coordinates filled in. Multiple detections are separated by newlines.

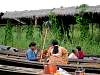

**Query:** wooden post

left=35, top=16, right=37, bottom=26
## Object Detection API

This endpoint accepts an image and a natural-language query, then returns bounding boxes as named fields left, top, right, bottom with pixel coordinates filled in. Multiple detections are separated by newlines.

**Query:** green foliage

left=77, top=4, right=88, bottom=13
left=4, top=19, right=13, bottom=45
left=48, top=12, right=61, bottom=40
left=75, top=4, right=89, bottom=41
left=26, top=21, right=33, bottom=42
left=15, top=24, right=22, bottom=48
left=0, top=26, right=5, bottom=44
left=16, top=25, right=21, bottom=40
left=0, top=23, right=100, bottom=55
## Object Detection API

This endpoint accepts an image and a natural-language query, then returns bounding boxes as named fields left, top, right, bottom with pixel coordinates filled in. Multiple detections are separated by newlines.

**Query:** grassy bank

left=0, top=23, right=100, bottom=55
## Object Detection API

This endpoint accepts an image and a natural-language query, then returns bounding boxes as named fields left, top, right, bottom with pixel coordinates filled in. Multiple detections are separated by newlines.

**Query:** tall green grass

left=0, top=23, right=100, bottom=55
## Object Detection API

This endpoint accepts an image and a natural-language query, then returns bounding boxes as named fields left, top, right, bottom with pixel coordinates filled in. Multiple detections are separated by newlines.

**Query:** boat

left=0, top=64, right=41, bottom=75
left=0, top=45, right=99, bottom=74
left=0, top=53, right=99, bottom=74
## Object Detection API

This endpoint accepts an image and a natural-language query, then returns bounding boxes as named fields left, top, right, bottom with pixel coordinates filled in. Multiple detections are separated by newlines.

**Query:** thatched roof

left=2, top=5, right=100, bottom=19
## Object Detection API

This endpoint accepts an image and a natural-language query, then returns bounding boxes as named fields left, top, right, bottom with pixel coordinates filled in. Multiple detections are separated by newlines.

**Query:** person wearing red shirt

left=76, top=46, right=85, bottom=59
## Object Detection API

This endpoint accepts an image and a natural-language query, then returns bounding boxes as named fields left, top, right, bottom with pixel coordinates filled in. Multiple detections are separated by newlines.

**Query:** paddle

left=40, top=21, right=51, bottom=62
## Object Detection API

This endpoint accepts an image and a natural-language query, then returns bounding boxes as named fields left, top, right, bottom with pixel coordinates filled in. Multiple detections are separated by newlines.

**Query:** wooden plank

left=0, top=51, right=100, bottom=64
left=0, top=64, right=99, bottom=75
left=68, top=59, right=100, bottom=64
left=0, top=55, right=100, bottom=74
left=0, top=64, right=41, bottom=75
left=85, top=55, right=100, bottom=57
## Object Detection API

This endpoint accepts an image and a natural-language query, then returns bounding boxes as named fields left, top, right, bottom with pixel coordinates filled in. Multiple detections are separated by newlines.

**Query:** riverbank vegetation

left=0, top=4, right=100, bottom=55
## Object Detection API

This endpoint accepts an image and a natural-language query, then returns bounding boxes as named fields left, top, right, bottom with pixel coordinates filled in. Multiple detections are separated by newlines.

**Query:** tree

left=75, top=4, right=89, bottom=41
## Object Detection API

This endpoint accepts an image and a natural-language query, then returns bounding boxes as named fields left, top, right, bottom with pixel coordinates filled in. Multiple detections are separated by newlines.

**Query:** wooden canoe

left=0, top=54, right=99, bottom=74
left=0, top=64, right=41, bottom=75
left=0, top=50, right=100, bottom=64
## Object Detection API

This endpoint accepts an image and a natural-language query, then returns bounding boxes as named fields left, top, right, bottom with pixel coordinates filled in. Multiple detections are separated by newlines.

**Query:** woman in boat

left=47, top=40, right=68, bottom=65
left=76, top=46, right=85, bottom=59
left=68, top=49, right=78, bottom=59
left=26, top=42, right=40, bottom=61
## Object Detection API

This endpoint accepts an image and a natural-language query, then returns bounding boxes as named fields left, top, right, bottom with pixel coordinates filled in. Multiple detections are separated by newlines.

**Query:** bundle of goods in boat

left=43, top=63, right=57, bottom=74
left=43, top=63, right=71, bottom=75
left=54, top=67, right=71, bottom=75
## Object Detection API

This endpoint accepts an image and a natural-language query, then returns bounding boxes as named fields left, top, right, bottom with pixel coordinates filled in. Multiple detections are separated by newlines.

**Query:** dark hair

left=51, top=40, right=59, bottom=54
left=51, top=40, right=58, bottom=46
left=76, top=46, right=81, bottom=51
left=72, top=50, right=75, bottom=53
left=29, top=42, right=36, bottom=47
left=52, top=45, right=59, bottom=54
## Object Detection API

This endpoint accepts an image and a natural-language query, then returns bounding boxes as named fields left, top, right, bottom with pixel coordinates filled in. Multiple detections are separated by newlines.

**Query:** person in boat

left=26, top=42, right=40, bottom=61
left=76, top=46, right=85, bottom=59
left=47, top=40, right=68, bottom=65
left=68, top=49, right=78, bottom=59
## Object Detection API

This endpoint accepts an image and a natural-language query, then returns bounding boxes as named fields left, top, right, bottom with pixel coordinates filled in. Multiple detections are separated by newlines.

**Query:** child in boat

left=68, top=49, right=78, bottom=59
left=47, top=40, right=68, bottom=65
left=26, top=42, right=40, bottom=61
left=76, top=46, right=85, bottom=59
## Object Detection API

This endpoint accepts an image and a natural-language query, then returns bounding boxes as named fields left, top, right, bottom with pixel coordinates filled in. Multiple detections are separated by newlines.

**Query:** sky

left=0, top=0, right=100, bottom=12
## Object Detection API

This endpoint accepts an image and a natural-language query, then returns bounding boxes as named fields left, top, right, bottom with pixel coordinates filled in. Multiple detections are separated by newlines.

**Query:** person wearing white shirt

left=68, top=50, right=78, bottom=59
